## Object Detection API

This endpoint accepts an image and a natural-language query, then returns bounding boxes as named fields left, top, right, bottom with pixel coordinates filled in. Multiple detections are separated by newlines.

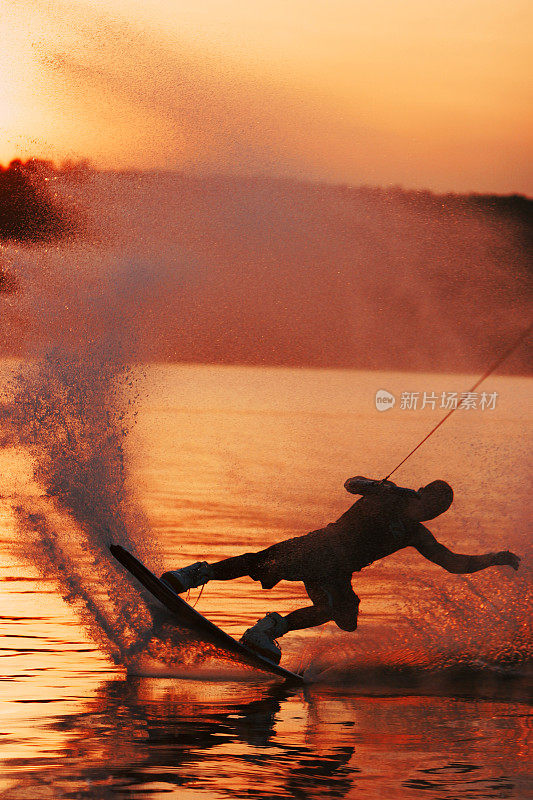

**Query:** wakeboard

left=110, top=545, right=304, bottom=684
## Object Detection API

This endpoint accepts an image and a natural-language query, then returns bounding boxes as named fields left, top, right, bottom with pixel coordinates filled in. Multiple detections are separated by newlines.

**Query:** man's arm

left=411, top=525, right=521, bottom=574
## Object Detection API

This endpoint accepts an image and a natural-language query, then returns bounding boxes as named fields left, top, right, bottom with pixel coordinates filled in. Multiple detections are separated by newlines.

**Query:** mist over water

left=0, top=170, right=531, bottom=370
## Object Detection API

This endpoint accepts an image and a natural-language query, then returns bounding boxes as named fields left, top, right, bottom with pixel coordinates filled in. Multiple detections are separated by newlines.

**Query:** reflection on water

left=2, top=676, right=531, bottom=800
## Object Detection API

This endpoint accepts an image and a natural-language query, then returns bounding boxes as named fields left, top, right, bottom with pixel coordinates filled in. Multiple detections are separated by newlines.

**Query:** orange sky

left=1, top=0, right=532, bottom=193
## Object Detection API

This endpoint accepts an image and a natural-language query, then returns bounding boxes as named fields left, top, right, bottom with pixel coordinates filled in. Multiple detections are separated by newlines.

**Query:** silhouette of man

left=161, top=477, right=521, bottom=663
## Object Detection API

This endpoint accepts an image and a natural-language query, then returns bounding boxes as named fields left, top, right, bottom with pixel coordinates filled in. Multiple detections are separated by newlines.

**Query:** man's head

left=405, top=480, right=454, bottom=521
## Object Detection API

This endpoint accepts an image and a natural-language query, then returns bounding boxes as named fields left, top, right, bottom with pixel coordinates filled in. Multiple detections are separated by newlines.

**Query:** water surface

left=1, top=364, right=531, bottom=799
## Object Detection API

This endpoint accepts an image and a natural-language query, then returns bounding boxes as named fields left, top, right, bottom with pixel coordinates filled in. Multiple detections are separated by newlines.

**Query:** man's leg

left=239, top=604, right=332, bottom=664
left=209, top=553, right=259, bottom=581
left=240, top=579, right=359, bottom=663
left=161, top=552, right=261, bottom=593
left=274, top=579, right=359, bottom=634
left=282, top=605, right=333, bottom=631
left=296, top=579, right=360, bottom=632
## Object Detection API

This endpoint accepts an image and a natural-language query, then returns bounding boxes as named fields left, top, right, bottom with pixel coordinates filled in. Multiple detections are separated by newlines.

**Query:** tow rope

left=384, top=320, right=533, bottom=481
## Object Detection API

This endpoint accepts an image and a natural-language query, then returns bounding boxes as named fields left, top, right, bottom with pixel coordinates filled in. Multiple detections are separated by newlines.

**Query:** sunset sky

left=1, top=0, right=532, bottom=194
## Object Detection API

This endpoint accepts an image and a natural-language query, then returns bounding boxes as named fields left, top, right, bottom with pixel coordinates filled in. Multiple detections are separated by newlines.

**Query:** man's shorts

left=304, top=578, right=360, bottom=632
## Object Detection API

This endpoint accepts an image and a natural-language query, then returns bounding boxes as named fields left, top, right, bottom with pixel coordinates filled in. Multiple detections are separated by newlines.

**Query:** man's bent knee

left=311, top=604, right=335, bottom=625
left=332, top=595, right=360, bottom=632
left=304, top=580, right=360, bottom=632
left=334, top=613, right=358, bottom=632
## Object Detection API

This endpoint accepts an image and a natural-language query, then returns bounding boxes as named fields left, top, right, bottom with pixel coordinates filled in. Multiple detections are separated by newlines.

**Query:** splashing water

left=0, top=347, right=179, bottom=665
left=0, top=348, right=272, bottom=674
left=301, top=564, right=532, bottom=688
left=5, top=351, right=139, bottom=542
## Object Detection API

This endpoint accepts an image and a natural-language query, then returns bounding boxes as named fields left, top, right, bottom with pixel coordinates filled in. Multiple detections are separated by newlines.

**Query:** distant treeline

left=1, top=158, right=531, bottom=248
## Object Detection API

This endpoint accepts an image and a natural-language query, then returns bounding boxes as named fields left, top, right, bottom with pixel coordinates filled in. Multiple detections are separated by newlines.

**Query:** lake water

left=0, top=362, right=531, bottom=799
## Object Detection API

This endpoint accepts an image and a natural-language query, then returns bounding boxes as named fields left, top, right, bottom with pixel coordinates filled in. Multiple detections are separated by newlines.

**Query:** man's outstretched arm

left=411, top=525, right=521, bottom=574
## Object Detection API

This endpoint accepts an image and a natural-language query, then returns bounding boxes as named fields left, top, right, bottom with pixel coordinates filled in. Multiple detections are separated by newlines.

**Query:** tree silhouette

left=0, top=160, right=67, bottom=242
